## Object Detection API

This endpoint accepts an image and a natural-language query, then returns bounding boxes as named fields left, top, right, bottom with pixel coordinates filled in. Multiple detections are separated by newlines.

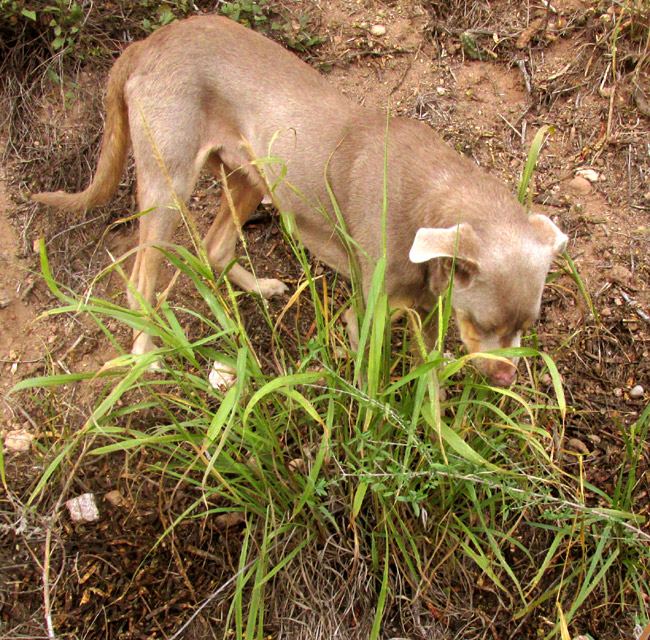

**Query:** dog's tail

left=32, top=41, right=144, bottom=211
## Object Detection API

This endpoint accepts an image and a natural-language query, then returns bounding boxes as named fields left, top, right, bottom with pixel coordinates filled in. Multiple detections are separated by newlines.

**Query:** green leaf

left=518, top=125, right=553, bottom=207
left=422, top=404, right=500, bottom=471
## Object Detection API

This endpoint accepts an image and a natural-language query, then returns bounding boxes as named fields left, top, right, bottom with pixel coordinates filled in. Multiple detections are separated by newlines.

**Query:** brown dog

left=33, top=15, right=567, bottom=386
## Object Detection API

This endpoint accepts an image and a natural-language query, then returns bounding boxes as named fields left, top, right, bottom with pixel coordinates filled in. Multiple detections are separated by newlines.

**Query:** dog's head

left=409, top=215, right=567, bottom=386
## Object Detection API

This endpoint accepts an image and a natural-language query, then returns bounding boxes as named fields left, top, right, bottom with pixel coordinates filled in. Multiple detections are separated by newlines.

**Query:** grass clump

left=12, top=161, right=650, bottom=636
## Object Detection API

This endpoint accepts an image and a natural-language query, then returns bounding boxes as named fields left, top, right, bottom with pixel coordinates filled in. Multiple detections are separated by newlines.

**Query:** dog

left=33, top=15, right=567, bottom=387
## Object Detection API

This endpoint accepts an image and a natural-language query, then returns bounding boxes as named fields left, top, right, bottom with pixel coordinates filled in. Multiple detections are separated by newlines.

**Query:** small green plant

left=220, top=0, right=268, bottom=28
left=270, top=13, right=324, bottom=53
left=139, top=0, right=192, bottom=32
left=14, top=228, right=648, bottom=637
left=219, top=0, right=323, bottom=53
left=518, top=126, right=599, bottom=322
left=44, top=1, right=84, bottom=51
left=0, top=0, right=35, bottom=21
left=0, top=1, right=85, bottom=51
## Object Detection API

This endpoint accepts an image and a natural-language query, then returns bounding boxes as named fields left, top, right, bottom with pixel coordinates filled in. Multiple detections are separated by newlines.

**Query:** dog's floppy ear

left=409, top=223, right=480, bottom=291
left=529, top=214, right=568, bottom=256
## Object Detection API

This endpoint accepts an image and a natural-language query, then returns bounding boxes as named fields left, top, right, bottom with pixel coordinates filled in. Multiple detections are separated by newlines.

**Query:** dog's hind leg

left=128, top=178, right=195, bottom=356
left=127, top=113, right=202, bottom=355
left=203, top=163, right=288, bottom=298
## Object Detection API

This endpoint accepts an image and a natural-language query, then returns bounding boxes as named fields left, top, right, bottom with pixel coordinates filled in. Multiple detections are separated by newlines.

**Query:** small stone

left=575, top=168, right=601, bottom=182
left=66, top=493, right=99, bottom=523
left=600, top=307, right=612, bottom=316
left=370, top=24, right=386, bottom=37
left=105, top=490, right=125, bottom=507
left=4, top=429, right=33, bottom=453
left=436, top=86, right=446, bottom=95
left=609, top=265, right=632, bottom=284
left=629, top=385, right=645, bottom=398
left=568, top=438, right=590, bottom=455
left=567, top=176, right=591, bottom=195
left=214, top=512, right=246, bottom=530
left=288, top=458, right=307, bottom=473
left=209, top=362, right=237, bottom=391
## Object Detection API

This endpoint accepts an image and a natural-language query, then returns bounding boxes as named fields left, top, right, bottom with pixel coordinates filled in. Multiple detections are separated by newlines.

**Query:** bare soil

left=1, top=0, right=649, bottom=638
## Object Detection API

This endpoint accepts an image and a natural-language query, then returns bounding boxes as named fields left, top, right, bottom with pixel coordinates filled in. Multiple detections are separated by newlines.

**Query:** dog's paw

left=147, top=357, right=165, bottom=372
left=255, top=278, right=288, bottom=298
left=131, top=335, right=166, bottom=371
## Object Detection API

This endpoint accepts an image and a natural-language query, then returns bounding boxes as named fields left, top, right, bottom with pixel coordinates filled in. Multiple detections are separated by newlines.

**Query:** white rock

left=4, top=429, right=33, bottom=453
left=66, top=493, right=99, bottom=522
left=575, top=168, right=601, bottom=182
left=629, top=385, right=645, bottom=398
left=209, top=362, right=238, bottom=390
left=371, top=24, right=386, bottom=36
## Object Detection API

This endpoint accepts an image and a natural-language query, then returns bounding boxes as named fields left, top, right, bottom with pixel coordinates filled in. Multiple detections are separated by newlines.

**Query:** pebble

left=371, top=24, right=386, bottom=36
left=105, top=490, right=125, bottom=507
left=209, top=362, right=237, bottom=391
left=609, top=264, right=632, bottom=284
left=66, top=493, right=100, bottom=522
left=4, top=429, right=33, bottom=453
left=568, top=438, right=590, bottom=455
left=629, top=385, right=645, bottom=398
left=576, top=168, right=601, bottom=182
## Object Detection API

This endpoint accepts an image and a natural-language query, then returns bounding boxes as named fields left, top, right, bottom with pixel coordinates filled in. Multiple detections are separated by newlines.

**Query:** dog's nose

left=491, top=366, right=517, bottom=387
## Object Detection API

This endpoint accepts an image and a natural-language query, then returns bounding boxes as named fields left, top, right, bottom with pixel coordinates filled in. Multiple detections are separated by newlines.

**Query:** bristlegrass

left=12, top=137, right=650, bottom=638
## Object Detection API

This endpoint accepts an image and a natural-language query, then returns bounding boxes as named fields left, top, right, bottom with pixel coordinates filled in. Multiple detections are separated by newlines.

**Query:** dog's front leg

left=343, top=307, right=360, bottom=351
